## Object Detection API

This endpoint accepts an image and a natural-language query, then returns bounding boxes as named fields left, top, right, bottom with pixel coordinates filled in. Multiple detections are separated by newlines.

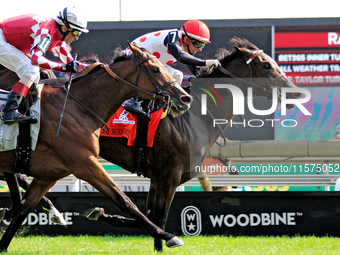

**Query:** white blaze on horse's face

left=174, top=83, right=185, bottom=92
left=268, top=56, right=286, bottom=78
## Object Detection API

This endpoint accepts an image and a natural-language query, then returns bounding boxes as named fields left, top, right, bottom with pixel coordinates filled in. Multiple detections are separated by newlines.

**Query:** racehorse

left=0, top=43, right=191, bottom=252
left=91, top=37, right=302, bottom=251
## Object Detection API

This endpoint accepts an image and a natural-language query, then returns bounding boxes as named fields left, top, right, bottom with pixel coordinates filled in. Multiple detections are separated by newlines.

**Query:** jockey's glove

left=61, top=61, right=79, bottom=73
left=205, top=59, right=221, bottom=68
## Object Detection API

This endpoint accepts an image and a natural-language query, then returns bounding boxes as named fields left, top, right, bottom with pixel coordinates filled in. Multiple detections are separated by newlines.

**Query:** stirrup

left=123, top=100, right=149, bottom=118
left=3, top=110, right=37, bottom=125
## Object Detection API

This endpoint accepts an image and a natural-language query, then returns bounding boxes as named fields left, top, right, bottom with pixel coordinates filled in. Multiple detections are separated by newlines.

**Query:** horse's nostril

left=181, top=96, right=192, bottom=104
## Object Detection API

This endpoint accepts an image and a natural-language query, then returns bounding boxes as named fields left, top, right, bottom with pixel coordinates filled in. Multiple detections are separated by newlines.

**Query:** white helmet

left=56, top=7, right=89, bottom=33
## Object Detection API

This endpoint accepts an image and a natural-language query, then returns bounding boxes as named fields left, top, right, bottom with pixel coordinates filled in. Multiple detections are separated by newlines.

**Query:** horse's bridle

left=67, top=51, right=177, bottom=131
left=216, top=48, right=289, bottom=98
left=196, top=48, right=290, bottom=147
left=103, top=53, right=176, bottom=107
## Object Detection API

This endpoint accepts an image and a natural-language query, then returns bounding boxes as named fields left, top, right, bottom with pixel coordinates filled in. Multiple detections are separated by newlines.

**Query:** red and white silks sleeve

left=31, top=47, right=63, bottom=72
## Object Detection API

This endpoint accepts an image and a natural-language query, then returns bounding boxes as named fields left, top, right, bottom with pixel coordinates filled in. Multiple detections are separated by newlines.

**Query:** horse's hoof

left=166, top=236, right=184, bottom=248
left=51, top=216, right=67, bottom=226
left=85, top=207, right=104, bottom=220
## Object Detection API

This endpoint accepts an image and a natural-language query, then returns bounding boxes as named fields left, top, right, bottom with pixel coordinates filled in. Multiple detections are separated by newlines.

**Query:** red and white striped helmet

left=181, top=20, right=211, bottom=43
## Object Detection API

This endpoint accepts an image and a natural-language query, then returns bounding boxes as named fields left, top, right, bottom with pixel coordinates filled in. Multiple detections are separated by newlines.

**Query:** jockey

left=0, top=6, right=89, bottom=124
left=129, top=19, right=220, bottom=85
left=124, top=19, right=220, bottom=116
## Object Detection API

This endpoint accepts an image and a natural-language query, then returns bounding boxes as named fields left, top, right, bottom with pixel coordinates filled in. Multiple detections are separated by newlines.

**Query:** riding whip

left=55, top=53, right=77, bottom=138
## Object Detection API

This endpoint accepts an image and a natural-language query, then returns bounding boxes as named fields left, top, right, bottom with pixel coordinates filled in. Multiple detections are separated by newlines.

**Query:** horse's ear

left=233, top=46, right=242, bottom=53
left=127, top=40, right=143, bottom=59
left=127, top=40, right=132, bottom=49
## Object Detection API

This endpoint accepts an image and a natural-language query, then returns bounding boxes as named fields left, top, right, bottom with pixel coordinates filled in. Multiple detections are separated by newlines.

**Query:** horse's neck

left=71, top=70, right=133, bottom=125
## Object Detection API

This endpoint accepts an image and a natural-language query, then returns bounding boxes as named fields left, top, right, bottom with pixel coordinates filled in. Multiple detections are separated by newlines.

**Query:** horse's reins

left=217, top=50, right=286, bottom=95
left=65, top=51, right=177, bottom=131
left=104, top=59, right=175, bottom=102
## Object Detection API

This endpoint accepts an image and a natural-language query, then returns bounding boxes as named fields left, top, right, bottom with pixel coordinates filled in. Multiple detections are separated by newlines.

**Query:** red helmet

left=181, top=20, right=211, bottom=44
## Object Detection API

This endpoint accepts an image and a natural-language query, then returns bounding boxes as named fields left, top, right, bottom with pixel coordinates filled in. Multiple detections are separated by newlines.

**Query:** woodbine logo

left=209, top=212, right=300, bottom=227
left=181, top=206, right=202, bottom=237
left=181, top=206, right=301, bottom=235
left=200, top=83, right=312, bottom=128
left=1, top=212, right=74, bottom=226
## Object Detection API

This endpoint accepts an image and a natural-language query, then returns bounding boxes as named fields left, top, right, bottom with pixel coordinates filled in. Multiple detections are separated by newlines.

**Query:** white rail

left=7, top=173, right=339, bottom=192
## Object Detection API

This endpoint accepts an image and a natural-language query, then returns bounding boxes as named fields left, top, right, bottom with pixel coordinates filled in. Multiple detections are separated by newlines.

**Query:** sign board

left=275, top=26, right=340, bottom=86
left=1, top=192, right=339, bottom=237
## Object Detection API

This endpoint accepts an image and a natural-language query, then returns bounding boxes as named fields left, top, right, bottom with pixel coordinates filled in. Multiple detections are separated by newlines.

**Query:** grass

left=1, top=235, right=340, bottom=254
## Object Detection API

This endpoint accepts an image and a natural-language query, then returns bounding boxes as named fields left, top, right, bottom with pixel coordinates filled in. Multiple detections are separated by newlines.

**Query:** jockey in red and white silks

left=128, top=20, right=220, bottom=85
left=0, top=6, right=88, bottom=124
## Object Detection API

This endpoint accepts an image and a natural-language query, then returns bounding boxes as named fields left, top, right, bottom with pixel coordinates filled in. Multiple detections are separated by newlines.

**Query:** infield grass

left=1, top=235, right=340, bottom=254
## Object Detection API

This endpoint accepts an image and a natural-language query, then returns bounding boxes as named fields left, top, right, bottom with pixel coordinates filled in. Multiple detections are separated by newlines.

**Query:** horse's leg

left=197, top=172, right=212, bottom=191
left=86, top=207, right=139, bottom=228
left=0, top=178, right=56, bottom=252
left=73, top=160, right=183, bottom=248
left=147, top=175, right=180, bottom=252
left=0, top=173, right=22, bottom=220
left=15, top=174, right=66, bottom=225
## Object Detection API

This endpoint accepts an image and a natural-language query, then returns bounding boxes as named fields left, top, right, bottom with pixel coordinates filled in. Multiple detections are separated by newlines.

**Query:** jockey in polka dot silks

left=0, top=6, right=89, bottom=124
left=123, top=20, right=220, bottom=116
left=128, top=19, right=220, bottom=85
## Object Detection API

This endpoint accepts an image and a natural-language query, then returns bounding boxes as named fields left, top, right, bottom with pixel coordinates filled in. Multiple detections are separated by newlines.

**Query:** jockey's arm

left=30, top=42, right=86, bottom=72
left=167, top=41, right=206, bottom=67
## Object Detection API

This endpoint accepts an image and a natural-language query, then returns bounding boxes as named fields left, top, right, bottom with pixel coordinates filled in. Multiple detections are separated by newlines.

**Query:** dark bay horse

left=91, top=38, right=303, bottom=251
left=0, top=43, right=191, bottom=252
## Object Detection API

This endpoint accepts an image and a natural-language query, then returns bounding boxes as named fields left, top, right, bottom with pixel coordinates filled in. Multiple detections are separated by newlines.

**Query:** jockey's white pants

left=0, top=28, right=39, bottom=89
left=164, top=65, right=183, bottom=85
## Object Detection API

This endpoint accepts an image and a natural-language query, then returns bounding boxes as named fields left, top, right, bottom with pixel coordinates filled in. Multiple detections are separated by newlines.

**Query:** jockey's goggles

left=190, top=38, right=206, bottom=49
left=182, top=25, right=206, bottom=49
left=68, top=28, right=81, bottom=36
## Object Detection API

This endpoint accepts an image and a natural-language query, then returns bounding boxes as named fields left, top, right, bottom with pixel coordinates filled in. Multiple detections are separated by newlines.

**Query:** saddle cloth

left=100, top=106, right=163, bottom=148
left=0, top=85, right=42, bottom=151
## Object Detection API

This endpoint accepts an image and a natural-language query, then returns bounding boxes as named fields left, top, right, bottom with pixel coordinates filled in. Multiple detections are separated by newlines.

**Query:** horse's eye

left=152, top=67, right=160, bottom=73
left=264, top=63, right=271, bottom=70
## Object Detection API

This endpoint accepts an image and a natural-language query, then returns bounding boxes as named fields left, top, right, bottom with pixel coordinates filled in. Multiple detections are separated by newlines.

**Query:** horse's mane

left=215, top=37, right=259, bottom=62
left=197, top=37, right=259, bottom=76
left=79, top=46, right=153, bottom=74
left=78, top=47, right=131, bottom=67
left=111, top=46, right=152, bottom=64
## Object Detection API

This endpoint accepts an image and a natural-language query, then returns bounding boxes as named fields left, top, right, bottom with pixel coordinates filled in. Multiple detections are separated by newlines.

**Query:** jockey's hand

left=61, top=61, right=79, bottom=73
left=205, top=59, right=221, bottom=68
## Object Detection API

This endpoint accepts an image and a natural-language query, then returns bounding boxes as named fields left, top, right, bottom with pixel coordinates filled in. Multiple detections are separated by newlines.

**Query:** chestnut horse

left=0, top=43, right=191, bottom=252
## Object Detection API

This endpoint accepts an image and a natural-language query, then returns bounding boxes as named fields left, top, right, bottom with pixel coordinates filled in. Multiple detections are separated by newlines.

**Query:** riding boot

left=123, top=99, right=149, bottom=118
left=3, top=92, right=35, bottom=125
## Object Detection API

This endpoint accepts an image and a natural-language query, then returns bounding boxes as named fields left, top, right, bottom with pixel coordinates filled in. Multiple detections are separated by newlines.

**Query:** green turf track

left=1, top=235, right=340, bottom=254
